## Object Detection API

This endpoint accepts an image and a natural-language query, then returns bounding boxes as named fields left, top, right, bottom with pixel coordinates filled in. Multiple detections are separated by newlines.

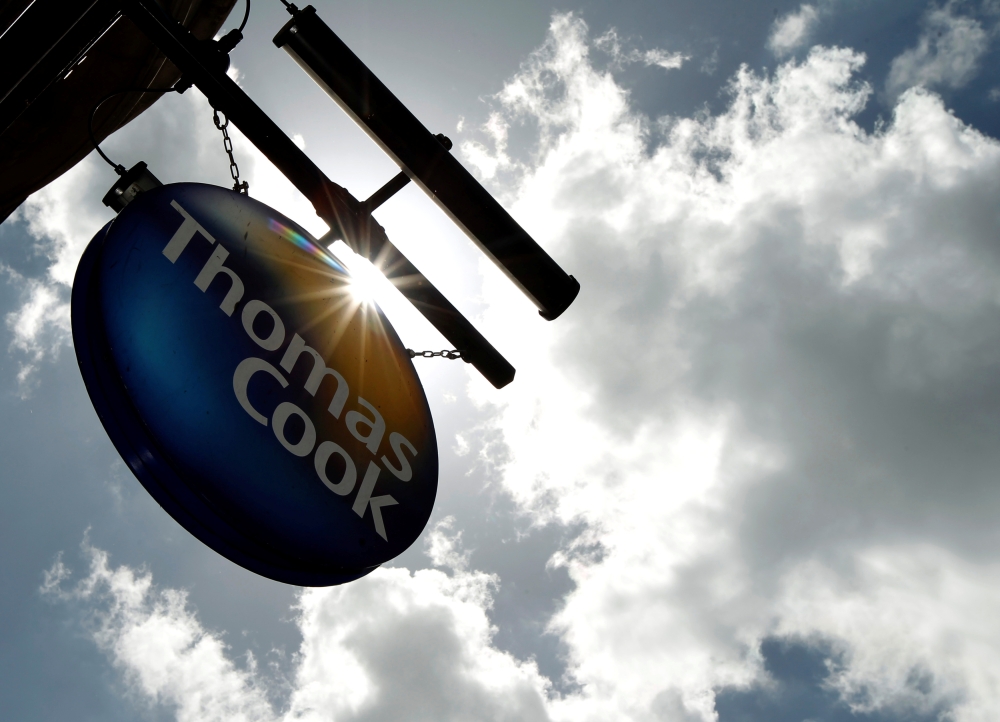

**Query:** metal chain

left=407, top=349, right=463, bottom=360
left=213, top=108, right=249, bottom=194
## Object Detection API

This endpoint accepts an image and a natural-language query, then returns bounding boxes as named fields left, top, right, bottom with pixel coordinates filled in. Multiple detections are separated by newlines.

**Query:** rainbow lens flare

left=268, top=218, right=347, bottom=274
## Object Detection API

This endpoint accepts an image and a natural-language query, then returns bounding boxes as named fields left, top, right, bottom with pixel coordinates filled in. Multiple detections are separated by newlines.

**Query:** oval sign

left=72, top=183, right=438, bottom=585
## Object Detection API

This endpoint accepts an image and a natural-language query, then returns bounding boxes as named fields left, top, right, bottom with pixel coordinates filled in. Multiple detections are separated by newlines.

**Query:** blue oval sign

left=73, top=183, right=438, bottom=585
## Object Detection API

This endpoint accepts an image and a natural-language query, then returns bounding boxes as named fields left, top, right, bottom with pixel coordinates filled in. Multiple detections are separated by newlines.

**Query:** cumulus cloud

left=775, top=545, right=1000, bottom=718
left=45, top=541, right=550, bottom=722
left=2, top=267, right=72, bottom=394
left=425, top=516, right=473, bottom=572
left=460, top=111, right=513, bottom=181
left=769, top=4, right=821, bottom=57
left=461, top=12, right=1000, bottom=721
left=886, top=1, right=991, bottom=99
left=595, top=28, right=688, bottom=71
left=461, top=19, right=685, bottom=183
left=4, top=156, right=110, bottom=391
left=287, top=567, right=549, bottom=722
left=43, top=543, right=275, bottom=722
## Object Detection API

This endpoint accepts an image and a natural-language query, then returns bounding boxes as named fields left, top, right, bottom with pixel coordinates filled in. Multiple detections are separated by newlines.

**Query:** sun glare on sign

left=268, top=220, right=388, bottom=305
left=347, top=264, right=380, bottom=303
left=331, top=240, right=390, bottom=305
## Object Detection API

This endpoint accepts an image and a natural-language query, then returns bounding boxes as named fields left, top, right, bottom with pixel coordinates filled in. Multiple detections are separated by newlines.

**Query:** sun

left=348, top=266, right=381, bottom=303
left=330, top=240, right=386, bottom=305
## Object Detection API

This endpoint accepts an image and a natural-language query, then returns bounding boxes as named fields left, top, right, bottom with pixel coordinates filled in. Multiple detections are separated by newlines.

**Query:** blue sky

left=4, top=0, right=1000, bottom=720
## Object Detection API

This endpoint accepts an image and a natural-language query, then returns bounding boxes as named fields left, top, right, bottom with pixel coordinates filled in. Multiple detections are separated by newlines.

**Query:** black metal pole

left=119, top=0, right=515, bottom=388
left=273, top=5, right=580, bottom=321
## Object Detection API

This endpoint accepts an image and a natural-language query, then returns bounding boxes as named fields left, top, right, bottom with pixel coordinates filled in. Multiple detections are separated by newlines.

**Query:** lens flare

left=268, top=219, right=347, bottom=273
left=323, top=240, right=393, bottom=305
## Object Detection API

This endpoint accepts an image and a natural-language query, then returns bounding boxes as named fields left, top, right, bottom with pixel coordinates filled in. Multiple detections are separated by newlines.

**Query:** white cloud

left=887, top=1, right=991, bottom=99
left=643, top=48, right=688, bottom=71
left=287, top=566, right=549, bottom=722
left=462, top=12, right=1000, bottom=722
left=45, top=541, right=550, bottom=722
left=43, top=543, right=276, bottom=722
left=769, top=4, right=821, bottom=57
left=460, top=111, right=513, bottom=180
left=776, top=545, right=1000, bottom=719
left=2, top=270, right=72, bottom=395
left=3, top=155, right=111, bottom=391
left=594, top=27, right=689, bottom=71
left=425, top=516, right=472, bottom=571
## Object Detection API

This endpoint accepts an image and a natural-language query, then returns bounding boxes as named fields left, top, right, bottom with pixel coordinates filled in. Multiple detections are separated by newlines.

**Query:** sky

left=4, top=0, right=1000, bottom=720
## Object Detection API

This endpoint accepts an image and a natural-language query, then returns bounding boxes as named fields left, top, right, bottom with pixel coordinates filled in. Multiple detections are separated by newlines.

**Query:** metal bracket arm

left=274, top=5, right=580, bottom=321
left=118, top=0, right=515, bottom=388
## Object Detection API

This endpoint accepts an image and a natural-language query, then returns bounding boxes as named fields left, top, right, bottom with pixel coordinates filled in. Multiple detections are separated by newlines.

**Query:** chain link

left=213, top=108, right=249, bottom=194
left=407, top=349, right=463, bottom=360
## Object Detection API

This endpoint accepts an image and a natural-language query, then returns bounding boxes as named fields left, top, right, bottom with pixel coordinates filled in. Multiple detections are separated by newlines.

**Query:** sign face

left=73, top=184, right=438, bottom=586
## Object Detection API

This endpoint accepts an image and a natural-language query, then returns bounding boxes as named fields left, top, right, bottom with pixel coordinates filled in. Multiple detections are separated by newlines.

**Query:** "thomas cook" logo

left=161, top=200, right=417, bottom=542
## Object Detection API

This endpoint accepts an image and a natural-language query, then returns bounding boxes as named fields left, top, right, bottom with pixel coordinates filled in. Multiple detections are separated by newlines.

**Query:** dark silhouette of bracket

left=0, top=0, right=582, bottom=389
left=274, top=5, right=580, bottom=321
left=119, top=0, right=516, bottom=388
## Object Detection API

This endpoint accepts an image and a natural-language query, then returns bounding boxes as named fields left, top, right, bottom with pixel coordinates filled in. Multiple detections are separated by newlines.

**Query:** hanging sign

left=73, top=183, right=438, bottom=586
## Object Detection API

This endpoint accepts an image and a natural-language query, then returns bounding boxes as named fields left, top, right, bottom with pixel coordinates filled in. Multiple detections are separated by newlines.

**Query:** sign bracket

left=273, top=5, right=580, bottom=321
left=358, top=134, right=451, bottom=214
left=118, top=0, right=515, bottom=388
left=359, top=170, right=410, bottom=215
